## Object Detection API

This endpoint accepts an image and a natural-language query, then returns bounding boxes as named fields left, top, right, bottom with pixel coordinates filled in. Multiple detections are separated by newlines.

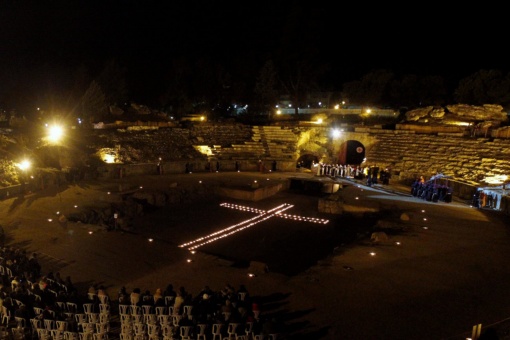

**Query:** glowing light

left=88, top=231, right=93, bottom=234
left=56, top=211, right=60, bottom=215
left=139, top=186, right=143, bottom=189
left=107, top=192, right=111, bottom=195
left=74, top=205, right=78, bottom=208
left=190, top=250, right=196, bottom=254
left=17, top=160, right=31, bottom=171
left=423, top=226, right=428, bottom=230
left=47, top=124, right=64, bottom=143
left=199, top=181, right=202, bottom=184
left=423, top=218, right=427, bottom=221
left=102, top=154, right=116, bottom=163
left=179, top=202, right=329, bottom=250
left=187, top=259, right=192, bottom=263
left=148, top=238, right=153, bottom=242
left=395, top=242, right=401, bottom=245
left=421, top=210, right=426, bottom=213
left=482, top=174, right=508, bottom=185
left=248, top=273, right=256, bottom=277
left=369, top=252, right=376, bottom=256
left=355, top=197, right=359, bottom=200
left=48, top=219, right=52, bottom=222
left=331, top=128, right=342, bottom=139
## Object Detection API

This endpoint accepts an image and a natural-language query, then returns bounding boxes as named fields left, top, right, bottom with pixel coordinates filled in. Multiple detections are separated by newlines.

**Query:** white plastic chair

left=95, top=322, right=110, bottom=334
left=196, top=324, right=207, bottom=340
left=33, top=307, right=44, bottom=316
left=56, top=320, right=69, bottom=331
left=164, top=296, right=174, bottom=307
left=130, top=306, right=142, bottom=316
left=75, top=314, right=87, bottom=325
left=87, top=313, right=100, bottom=324
left=11, top=327, right=25, bottom=340
left=119, top=333, right=134, bottom=340
left=51, top=329, right=65, bottom=340
left=92, top=333, right=108, bottom=340
left=160, top=324, right=174, bottom=338
left=120, top=314, right=132, bottom=325
left=244, top=322, right=254, bottom=339
left=56, top=302, right=67, bottom=312
left=171, top=315, right=181, bottom=327
left=14, top=317, right=27, bottom=329
left=80, top=322, right=95, bottom=334
left=133, top=323, right=146, bottom=336
left=98, top=295, right=110, bottom=305
left=37, top=328, right=51, bottom=340
left=119, top=305, right=130, bottom=315
left=67, top=303, right=78, bottom=314
left=146, top=324, right=159, bottom=340
left=121, top=323, right=133, bottom=336
left=155, top=307, right=166, bottom=316
left=158, top=314, right=172, bottom=326
left=30, top=318, right=42, bottom=331
left=141, top=305, right=152, bottom=315
left=79, top=333, right=93, bottom=340
left=44, top=319, right=55, bottom=331
left=224, top=323, right=240, bottom=340
left=238, top=292, right=247, bottom=302
left=99, top=313, right=110, bottom=324
left=182, top=305, right=192, bottom=318
left=144, top=313, right=157, bottom=325
left=179, top=326, right=192, bottom=340
left=83, top=303, right=94, bottom=314
left=64, top=331, right=80, bottom=340
left=99, top=304, right=111, bottom=315
left=211, top=323, right=223, bottom=340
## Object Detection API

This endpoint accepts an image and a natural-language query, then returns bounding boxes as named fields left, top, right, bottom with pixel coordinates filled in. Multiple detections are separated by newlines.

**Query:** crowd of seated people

left=0, top=246, right=283, bottom=339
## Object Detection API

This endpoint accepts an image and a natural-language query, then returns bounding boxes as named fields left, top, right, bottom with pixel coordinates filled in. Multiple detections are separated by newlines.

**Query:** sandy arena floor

left=0, top=171, right=509, bottom=339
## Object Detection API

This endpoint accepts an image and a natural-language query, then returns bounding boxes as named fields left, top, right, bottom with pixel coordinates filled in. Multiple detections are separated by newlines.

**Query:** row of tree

left=4, top=57, right=510, bottom=124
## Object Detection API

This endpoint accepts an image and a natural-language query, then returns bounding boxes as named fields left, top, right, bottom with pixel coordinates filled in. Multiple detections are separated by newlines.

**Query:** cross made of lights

left=179, top=202, right=329, bottom=250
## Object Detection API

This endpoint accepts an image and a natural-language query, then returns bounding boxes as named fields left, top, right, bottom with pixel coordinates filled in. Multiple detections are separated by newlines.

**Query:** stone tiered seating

left=366, top=131, right=510, bottom=183
left=252, top=126, right=298, bottom=160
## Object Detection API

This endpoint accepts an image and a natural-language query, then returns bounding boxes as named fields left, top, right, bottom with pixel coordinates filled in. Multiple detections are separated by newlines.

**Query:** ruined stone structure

left=92, top=123, right=510, bottom=189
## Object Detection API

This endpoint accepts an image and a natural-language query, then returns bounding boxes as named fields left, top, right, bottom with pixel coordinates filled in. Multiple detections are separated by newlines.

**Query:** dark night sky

left=0, top=1, right=508, bottom=108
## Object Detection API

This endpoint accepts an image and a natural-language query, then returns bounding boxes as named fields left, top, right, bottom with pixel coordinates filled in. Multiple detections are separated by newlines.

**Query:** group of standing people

left=411, top=176, right=452, bottom=203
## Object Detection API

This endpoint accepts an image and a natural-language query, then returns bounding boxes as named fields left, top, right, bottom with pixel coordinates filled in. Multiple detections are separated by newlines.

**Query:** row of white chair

left=119, top=305, right=193, bottom=319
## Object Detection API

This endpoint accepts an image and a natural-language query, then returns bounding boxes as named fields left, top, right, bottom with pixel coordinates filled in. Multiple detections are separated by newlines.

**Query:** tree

left=342, top=69, right=394, bottom=107
left=80, top=81, right=108, bottom=123
left=96, top=59, right=128, bottom=107
left=253, top=60, right=279, bottom=116
left=275, top=4, right=328, bottom=116
left=454, top=69, right=510, bottom=107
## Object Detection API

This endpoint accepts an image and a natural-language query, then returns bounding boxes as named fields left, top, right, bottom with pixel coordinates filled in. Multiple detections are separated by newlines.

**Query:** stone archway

left=338, top=140, right=365, bottom=165
left=296, top=154, right=319, bottom=169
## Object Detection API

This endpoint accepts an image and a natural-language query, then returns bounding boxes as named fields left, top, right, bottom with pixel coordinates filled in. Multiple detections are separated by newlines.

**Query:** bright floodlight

left=331, top=128, right=341, bottom=139
left=48, top=125, right=64, bottom=142
left=18, top=159, right=31, bottom=171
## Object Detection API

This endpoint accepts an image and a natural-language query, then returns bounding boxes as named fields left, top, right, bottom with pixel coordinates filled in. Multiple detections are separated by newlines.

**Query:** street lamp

left=46, top=124, right=64, bottom=143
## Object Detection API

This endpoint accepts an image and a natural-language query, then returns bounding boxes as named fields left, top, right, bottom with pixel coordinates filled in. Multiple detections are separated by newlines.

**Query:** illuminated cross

left=179, top=202, right=329, bottom=250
